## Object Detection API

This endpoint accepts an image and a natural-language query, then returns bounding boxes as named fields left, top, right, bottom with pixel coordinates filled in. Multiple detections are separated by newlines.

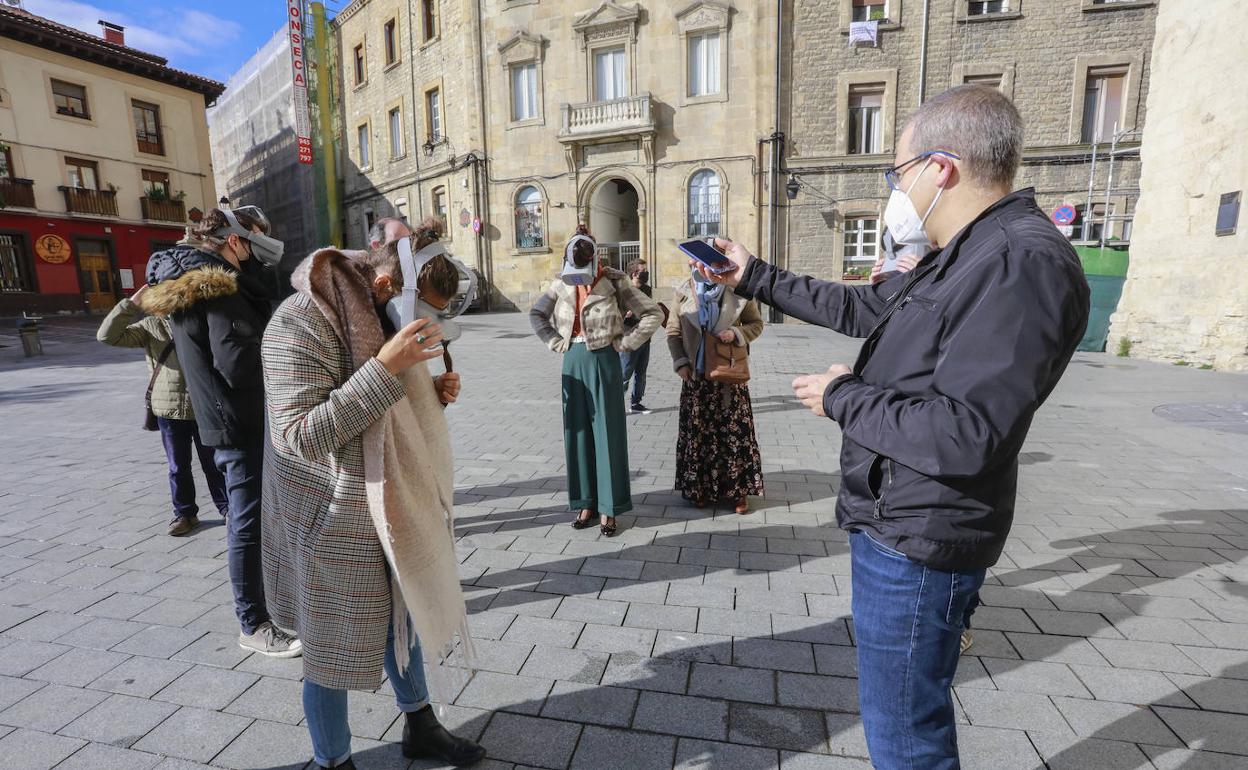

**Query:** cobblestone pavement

left=1, top=311, right=1246, bottom=770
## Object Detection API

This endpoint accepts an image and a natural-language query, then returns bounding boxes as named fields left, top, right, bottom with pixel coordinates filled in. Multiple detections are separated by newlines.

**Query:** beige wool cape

left=261, top=247, right=471, bottom=693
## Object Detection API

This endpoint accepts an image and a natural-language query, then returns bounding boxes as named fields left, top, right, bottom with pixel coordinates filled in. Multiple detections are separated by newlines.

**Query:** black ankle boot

left=401, top=705, right=487, bottom=767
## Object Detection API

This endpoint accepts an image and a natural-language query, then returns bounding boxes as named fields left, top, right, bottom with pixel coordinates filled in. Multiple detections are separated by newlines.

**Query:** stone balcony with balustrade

left=557, top=93, right=657, bottom=170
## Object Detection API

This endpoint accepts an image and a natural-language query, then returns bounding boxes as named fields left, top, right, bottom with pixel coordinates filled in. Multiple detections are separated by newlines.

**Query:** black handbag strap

left=145, top=342, right=175, bottom=412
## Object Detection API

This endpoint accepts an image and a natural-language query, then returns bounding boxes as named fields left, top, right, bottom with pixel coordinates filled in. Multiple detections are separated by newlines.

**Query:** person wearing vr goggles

left=140, top=206, right=300, bottom=659
left=261, top=218, right=485, bottom=770
left=529, top=225, right=662, bottom=536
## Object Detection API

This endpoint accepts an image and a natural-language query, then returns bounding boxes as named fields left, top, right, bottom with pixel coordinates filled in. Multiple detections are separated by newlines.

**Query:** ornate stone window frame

left=839, top=0, right=903, bottom=33
left=681, top=163, right=730, bottom=238
left=572, top=2, right=642, bottom=104
left=512, top=181, right=552, bottom=255
left=676, top=2, right=731, bottom=107
left=499, top=32, right=547, bottom=129
left=837, top=69, right=898, bottom=158
left=1069, top=52, right=1144, bottom=144
left=950, top=62, right=1016, bottom=98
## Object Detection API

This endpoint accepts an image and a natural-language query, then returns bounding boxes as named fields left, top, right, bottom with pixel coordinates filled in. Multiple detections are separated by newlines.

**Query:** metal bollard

left=17, top=315, right=43, bottom=357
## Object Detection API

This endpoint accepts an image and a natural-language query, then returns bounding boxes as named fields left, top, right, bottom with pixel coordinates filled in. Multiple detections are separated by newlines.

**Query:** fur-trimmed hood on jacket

left=140, top=245, right=239, bottom=317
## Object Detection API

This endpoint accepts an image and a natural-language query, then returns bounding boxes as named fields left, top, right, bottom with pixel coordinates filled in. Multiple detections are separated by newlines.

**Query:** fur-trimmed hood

left=140, top=245, right=239, bottom=317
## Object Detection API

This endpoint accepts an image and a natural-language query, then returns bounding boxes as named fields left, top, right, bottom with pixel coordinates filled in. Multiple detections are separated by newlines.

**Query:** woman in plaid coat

left=261, top=224, right=485, bottom=770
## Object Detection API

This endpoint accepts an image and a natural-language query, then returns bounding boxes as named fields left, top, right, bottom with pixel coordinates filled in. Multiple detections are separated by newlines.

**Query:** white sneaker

left=959, top=629, right=974, bottom=655
left=240, top=621, right=303, bottom=658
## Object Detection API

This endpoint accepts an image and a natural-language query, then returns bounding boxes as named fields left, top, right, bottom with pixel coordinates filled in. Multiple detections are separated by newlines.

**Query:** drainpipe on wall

left=768, top=0, right=785, bottom=323
left=918, top=0, right=931, bottom=104
left=471, top=0, right=494, bottom=311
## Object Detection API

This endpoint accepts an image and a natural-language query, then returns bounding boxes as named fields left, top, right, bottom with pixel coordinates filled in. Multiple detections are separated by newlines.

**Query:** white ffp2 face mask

left=883, top=160, right=943, bottom=254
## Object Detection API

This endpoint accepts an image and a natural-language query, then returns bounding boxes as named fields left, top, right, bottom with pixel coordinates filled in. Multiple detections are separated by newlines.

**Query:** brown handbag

left=703, top=330, right=750, bottom=384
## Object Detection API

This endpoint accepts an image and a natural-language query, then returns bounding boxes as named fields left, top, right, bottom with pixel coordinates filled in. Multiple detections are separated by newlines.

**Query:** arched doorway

left=588, top=177, right=640, bottom=271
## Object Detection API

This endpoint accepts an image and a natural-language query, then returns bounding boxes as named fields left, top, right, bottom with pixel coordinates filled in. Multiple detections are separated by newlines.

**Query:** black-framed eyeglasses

left=884, top=150, right=960, bottom=191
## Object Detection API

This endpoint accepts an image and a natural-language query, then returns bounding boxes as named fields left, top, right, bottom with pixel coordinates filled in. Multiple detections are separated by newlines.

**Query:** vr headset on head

left=214, top=205, right=285, bottom=267
left=560, top=234, right=598, bottom=286
left=384, top=237, right=477, bottom=344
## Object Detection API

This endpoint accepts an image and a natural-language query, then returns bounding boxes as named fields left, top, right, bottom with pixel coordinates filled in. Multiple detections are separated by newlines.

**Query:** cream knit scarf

left=293, top=248, right=474, bottom=705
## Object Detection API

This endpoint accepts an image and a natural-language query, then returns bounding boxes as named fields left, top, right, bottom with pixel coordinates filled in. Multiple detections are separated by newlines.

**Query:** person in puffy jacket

left=97, top=285, right=228, bottom=536
left=140, top=206, right=300, bottom=659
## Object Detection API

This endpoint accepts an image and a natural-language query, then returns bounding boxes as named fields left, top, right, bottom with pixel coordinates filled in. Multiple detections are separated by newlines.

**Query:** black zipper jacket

left=737, top=189, right=1090, bottom=570
left=141, top=245, right=274, bottom=448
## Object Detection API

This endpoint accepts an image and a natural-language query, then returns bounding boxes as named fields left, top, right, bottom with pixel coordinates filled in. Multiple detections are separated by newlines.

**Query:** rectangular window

left=0, top=147, right=12, bottom=179
left=432, top=187, right=447, bottom=225
left=1082, top=67, right=1127, bottom=143
left=422, top=0, right=438, bottom=42
left=964, top=73, right=1003, bottom=89
left=388, top=108, right=403, bottom=158
left=688, top=32, right=721, bottom=97
left=65, top=157, right=99, bottom=190
left=52, top=79, right=89, bottom=118
left=425, top=88, right=442, bottom=141
left=132, top=100, right=163, bottom=155
left=511, top=63, right=538, bottom=121
left=843, top=217, right=879, bottom=279
left=141, top=169, right=170, bottom=197
left=848, top=86, right=884, bottom=155
left=384, top=20, right=397, bottom=65
left=357, top=124, right=371, bottom=167
left=968, top=0, right=1008, bottom=14
left=852, top=0, right=888, bottom=22
left=593, top=47, right=627, bottom=101
left=353, top=44, right=366, bottom=86
left=1216, top=191, right=1240, bottom=236
left=0, top=233, right=36, bottom=293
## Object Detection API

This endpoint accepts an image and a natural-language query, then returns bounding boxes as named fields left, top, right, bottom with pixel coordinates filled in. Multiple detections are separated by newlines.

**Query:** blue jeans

left=303, top=623, right=430, bottom=768
left=850, top=530, right=986, bottom=770
left=212, top=444, right=269, bottom=635
left=620, top=339, right=650, bottom=407
left=157, top=417, right=228, bottom=520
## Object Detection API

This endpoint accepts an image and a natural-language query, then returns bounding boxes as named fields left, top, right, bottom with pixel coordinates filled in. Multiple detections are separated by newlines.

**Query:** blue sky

left=25, top=0, right=297, bottom=82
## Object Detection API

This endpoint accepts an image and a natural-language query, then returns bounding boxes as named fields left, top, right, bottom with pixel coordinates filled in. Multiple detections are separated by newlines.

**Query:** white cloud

left=22, top=0, right=241, bottom=70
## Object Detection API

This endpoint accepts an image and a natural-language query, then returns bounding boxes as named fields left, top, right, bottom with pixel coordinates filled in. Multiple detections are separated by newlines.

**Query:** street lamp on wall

left=785, top=175, right=800, bottom=201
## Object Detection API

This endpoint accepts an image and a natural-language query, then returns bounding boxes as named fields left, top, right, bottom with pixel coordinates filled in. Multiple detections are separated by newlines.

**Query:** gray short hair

left=368, top=216, right=408, bottom=246
left=907, top=85, right=1023, bottom=189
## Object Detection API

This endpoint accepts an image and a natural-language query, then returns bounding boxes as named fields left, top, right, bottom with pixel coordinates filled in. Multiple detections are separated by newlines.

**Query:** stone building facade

left=1109, top=0, right=1248, bottom=371
left=331, top=0, right=1159, bottom=312
left=334, top=0, right=778, bottom=310
left=782, top=0, right=1158, bottom=285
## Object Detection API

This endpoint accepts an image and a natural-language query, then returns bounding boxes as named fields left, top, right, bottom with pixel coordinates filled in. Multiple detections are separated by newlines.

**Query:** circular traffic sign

left=1052, top=205, right=1077, bottom=226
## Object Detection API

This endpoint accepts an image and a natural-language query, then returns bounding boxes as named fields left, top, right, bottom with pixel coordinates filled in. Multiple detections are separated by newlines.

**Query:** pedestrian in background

left=530, top=225, right=661, bottom=536
left=667, top=268, right=764, bottom=514
left=97, top=285, right=227, bottom=536
left=620, top=259, right=654, bottom=414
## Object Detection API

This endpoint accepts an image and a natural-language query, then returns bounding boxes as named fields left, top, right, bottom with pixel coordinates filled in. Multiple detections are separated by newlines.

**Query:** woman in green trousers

left=529, top=225, right=662, bottom=535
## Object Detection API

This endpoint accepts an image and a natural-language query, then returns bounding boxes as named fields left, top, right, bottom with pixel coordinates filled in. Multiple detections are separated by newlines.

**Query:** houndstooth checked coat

left=261, top=286, right=408, bottom=690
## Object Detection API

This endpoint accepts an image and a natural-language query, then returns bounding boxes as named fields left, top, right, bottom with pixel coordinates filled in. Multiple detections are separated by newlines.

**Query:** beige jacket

left=96, top=298, right=195, bottom=420
left=529, top=268, right=662, bottom=353
left=666, top=278, right=764, bottom=377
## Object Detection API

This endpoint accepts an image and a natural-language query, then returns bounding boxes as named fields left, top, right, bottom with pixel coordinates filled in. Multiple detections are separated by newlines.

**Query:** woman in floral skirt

left=666, top=269, right=764, bottom=513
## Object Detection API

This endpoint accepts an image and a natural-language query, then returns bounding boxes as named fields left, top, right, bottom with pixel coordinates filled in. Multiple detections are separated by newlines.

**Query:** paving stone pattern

left=0, top=313, right=1246, bottom=769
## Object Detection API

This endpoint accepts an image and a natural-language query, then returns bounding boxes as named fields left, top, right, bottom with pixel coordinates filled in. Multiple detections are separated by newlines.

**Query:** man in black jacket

left=697, top=86, right=1089, bottom=768
left=142, top=207, right=301, bottom=658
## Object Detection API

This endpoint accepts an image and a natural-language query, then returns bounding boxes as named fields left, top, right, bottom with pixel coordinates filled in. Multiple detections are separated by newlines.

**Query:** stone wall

left=1109, top=0, right=1248, bottom=371
left=784, top=0, right=1157, bottom=285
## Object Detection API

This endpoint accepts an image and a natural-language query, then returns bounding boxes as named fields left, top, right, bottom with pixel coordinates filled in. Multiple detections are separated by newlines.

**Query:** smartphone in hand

left=678, top=239, right=734, bottom=274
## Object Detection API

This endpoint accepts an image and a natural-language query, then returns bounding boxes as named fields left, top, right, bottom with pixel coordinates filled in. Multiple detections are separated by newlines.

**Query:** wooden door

left=77, top=239, right=116, bottom=313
